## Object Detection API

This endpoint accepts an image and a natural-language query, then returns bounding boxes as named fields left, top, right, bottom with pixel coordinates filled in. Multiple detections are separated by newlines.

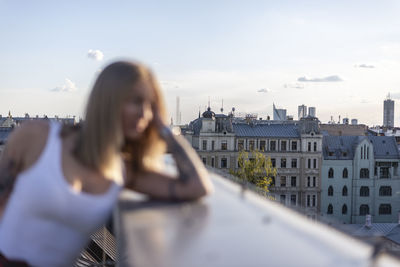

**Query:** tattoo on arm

left=0, top=160, right=21, bottom=200
left=165, top=134, right=204, bottom=183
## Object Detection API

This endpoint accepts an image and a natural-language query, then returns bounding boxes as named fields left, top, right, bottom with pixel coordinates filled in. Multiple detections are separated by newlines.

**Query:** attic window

left=342, top=152, right=347, bottom=157
left=383, top=140, right=386, bottom=144
left=386, top=152, right=389, bottom=155
left=328, top=152, right=334, bottom=156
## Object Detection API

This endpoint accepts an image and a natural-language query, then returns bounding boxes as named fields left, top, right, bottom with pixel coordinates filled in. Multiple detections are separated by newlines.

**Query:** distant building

left=320, top=124, right=368, bottom=136
left=273, top=104, right=287, bottom=121
left=351, top=119, right=358, bottom=125
left=308, top=107, right=316, bottom=117
left=383, top=96, right=395, bottom=128
left=0, top=112, right=76, bottom=155
left=321, top=135, right=400, bottom=224
left=182, top=108, right=323, bottom=218
left=298, top=105, right=307, bottom=120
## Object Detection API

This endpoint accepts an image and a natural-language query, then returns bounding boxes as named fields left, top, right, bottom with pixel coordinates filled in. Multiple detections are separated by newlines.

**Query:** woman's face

left=121, top=80, right=154, bottom=140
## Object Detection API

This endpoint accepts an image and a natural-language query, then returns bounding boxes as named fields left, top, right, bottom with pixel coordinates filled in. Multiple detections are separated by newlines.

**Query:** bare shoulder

left=8, top=120, right=49, bottom=148
left=4, top=120, right=50, bottom=170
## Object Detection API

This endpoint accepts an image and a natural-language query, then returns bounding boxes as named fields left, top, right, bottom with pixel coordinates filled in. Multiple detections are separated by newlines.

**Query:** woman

left=0, top=61, right=213, bottom=266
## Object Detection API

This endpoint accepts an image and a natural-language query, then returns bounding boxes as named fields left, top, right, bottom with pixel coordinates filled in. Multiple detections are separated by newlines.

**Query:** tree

left=230, top=149, right=276, bottom=192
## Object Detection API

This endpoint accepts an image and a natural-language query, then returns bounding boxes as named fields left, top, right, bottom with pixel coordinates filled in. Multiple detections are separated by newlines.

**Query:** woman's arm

left=0, top=121, right=48, bottom=215
left=126, top=118, right=213, bottom=201
left=0, top=126, right=27, bottom=215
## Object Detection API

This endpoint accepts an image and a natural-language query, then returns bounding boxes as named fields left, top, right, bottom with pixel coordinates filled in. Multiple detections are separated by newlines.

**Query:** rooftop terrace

left=113, top=172, right=400, bottom=267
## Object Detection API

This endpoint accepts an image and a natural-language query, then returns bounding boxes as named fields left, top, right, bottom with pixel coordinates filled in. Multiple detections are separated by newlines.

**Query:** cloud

left=51, top=79, right=78, bottom=92
left=356, top=64, right=375, bottom=68
left=297, top=75, right=343, bottom=82
left=257, top=88, right=269, bottom=93
left=87, top=49, right=104, bottom=61
left=283, top=83, right=304, bottom=89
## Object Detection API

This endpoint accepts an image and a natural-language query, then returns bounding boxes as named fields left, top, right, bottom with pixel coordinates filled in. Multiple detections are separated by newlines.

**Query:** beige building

left=183, top=109, right=323, bottom=217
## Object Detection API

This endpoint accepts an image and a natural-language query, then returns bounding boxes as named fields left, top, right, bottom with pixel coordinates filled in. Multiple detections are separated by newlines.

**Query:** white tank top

left=0, top=122, right=122, bottom=266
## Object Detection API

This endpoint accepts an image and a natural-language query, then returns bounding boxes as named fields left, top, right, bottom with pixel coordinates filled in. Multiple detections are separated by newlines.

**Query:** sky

left=1, top=0, right=400, bottom=126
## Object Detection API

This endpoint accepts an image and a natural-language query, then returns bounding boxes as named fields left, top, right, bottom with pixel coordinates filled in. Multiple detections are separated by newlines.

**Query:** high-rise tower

left=383, top=94, right=394, bottom=128
left=298, top=105, right=307, bottom=120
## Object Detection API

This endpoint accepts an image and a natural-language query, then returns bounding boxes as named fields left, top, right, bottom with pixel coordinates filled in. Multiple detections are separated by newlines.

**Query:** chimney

left=365, top=214, right=372, bottom=228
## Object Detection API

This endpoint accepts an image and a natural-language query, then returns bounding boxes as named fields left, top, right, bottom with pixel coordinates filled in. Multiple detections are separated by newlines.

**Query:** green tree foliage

left=230, top=150, right=277, bottom=192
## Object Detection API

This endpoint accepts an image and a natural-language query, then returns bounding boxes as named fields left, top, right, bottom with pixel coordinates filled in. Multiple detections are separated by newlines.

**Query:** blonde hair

left=74, top=61, right=167, bottom=178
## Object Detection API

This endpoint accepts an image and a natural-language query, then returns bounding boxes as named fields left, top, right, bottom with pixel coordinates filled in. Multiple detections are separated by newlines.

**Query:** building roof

left=368, top=136, right=400, bottom=159
left=323, top=136, right=361, bottom=160
left=353, top=224, right=398, bottom=237
left=233, top=123, right=300, bottom=138
left=385, top=225, right=400, bottom=244
left=323, top=135, right=400, bottom=160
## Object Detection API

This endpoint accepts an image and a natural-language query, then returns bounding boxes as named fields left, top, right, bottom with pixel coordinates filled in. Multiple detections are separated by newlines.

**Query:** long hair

left=74, top=61, right=167, bottom=178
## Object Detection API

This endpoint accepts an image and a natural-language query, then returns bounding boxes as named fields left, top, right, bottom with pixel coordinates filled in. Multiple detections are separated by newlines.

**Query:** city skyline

left=1, top=1, right=400, bottom=126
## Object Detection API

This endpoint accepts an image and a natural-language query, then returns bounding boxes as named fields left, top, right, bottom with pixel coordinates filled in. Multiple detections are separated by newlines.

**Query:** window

left=307, top=195, right=311, bottom=207
left=202, top=158, right=206, bottom=165
left=379, top=186, right=392, bottom=196
left=313, top=159, right=317, bottom=169
left=270, top=177, right=275, bottom=187
left=291, top=176, right=296, bottom=187
left=360, top=205, right=369, bottom=215
left=308, top=159, right=311, bottom=168
left=238, top=140, right=244, bottom=150
left=342, top=204, right=347, bottom=215
left=379, top=204, right=391, bottom=215
left=328, top=186, right=333, bottom=196
left=211, top=157, right=215, bottom=167
left=328, top=168, right=334, bottom=178
left=313, top=142, right=317, bottom=151
left=281, top=140, right=287, bottom=151
left=342, top=186, right=348, bottom=196
left=249, top=140, right=255, bottom=151
left=327, top=204, right=333, bottom=214
left=202, top=140, right=207, bottom=150
left=360, top=168, right=369, bottom=178
left=342, top=168, right=348, bottom=178
left=280, top=176, right=286, bottom=187
left=290, top=195, right=297, bottom=205
left=360, top=186, right=369, bottom=197
left=271, top=158, right=276, bottom=167
left=211, top=140, right=215, bottom=150
left=312, top=177, right=316, bottom=187
left=291, top=141, right=297, bottom=151
left=307, top=176, right=311, bottom=187
left=291, top=159, right=297, bottom=168
left=312, top=195, right=316, bottom=207
left=280, top=194, right=286, bottom=204
left=259, top=140, right=266, bottom=151
left=221, top=141, right=227, bottom=151
left=270, top=140, right=276, bottom=151
left=361, top=146, right=363, bottom=159
left=281, top=158, right=287, bottom=168
left=221, top=158, right=227, bottom=168
left=380, top=167, right=390, bottom=178
left=308, top=142, right=311, bottom=151
left=367, top=147, right=369, bottom=159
